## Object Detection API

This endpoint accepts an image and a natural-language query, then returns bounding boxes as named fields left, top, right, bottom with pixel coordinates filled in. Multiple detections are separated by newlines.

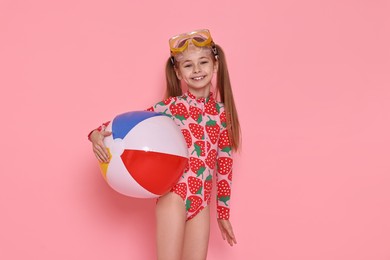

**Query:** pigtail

left=165, top=58, right=182, bottom=98
left=215, top=44, right=241, bottom=152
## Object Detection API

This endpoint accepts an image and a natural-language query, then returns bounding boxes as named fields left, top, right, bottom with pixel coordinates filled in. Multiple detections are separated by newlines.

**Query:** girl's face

left=175, top=46, right=218, bottom=97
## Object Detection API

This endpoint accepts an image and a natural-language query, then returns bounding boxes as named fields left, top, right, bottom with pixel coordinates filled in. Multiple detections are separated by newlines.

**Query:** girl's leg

left=182, top=206, right=210, bottom=260
left=156, top=192, right=186, bottom=260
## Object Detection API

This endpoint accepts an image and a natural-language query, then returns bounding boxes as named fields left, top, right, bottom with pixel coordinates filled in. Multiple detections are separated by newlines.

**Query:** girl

left=89, top=29, right=241, bottom=260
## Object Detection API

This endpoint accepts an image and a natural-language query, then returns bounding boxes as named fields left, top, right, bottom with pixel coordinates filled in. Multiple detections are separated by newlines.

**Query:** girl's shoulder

left=147, top=96, right=177, bottom=111
left=158, top=96, right=178, bottom=105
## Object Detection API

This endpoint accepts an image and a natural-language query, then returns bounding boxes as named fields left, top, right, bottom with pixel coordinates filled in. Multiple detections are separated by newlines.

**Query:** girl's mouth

left=191, top=76, right=206, bottom=81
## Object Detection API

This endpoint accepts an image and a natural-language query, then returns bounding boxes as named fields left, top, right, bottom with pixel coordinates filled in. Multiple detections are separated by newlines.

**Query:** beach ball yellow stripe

left=98, top=148, right=111, bottom=180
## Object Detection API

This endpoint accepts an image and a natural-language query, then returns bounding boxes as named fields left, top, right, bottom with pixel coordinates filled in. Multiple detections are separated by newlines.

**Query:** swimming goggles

left=169, top=29, right=214, bottom=54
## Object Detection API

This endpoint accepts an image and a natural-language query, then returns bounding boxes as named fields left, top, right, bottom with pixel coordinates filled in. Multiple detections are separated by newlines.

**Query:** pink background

left=1, top=0, right=389, bottom=259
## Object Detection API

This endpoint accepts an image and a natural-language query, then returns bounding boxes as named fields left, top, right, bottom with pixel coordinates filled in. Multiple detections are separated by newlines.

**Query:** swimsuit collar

left=185, top=90, right=215, bottom=104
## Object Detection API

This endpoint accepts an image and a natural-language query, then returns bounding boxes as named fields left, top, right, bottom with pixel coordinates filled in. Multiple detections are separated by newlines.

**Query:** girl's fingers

left=90, top=130, right=111, bottom=163
left=218, top=220, right=237, bottom=246
left=102, top=130, right=112, bottom=137
left=94, top=149, right=105, bottom=163
left=95, top=153, right=103, bottom=163
left=232, top=235, right=237, bottom=244
left=218, top=221, right=226, bottom=240
left=93, top=143, right=104, bottom=156
left=224, top=231, right=233, bottom=246
left=229, top=235, right=237, bottom=246
left=221, top=231, right=226, bottom=240
left=225, top=230, right=234, bottom=246
left=93, top=143, right=109, bottom=162
left=227, top=229, right=236, bottom=243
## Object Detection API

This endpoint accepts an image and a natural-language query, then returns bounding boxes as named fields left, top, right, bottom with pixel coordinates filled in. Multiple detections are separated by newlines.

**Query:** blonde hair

left=165, top=44, right=241, bottom=151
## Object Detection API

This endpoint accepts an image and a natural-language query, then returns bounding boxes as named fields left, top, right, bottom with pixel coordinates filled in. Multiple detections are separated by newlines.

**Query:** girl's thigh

left=182, top=206, right=210, bottom=260
left=155, top=192, right=186, bottom=260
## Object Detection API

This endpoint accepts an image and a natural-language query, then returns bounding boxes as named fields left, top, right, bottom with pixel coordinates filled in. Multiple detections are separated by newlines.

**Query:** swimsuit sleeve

left=216, top=108, right=233, bottom=220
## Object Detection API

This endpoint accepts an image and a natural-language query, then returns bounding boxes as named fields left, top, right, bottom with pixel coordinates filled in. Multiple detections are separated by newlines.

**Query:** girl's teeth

left=193, top=76, right=204, bottom=80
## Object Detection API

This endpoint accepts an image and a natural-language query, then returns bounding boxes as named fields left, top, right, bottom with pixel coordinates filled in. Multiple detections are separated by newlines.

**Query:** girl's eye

left=200, top=61, right=209, bottom=64
left=184, top=64, right=192, bottom=68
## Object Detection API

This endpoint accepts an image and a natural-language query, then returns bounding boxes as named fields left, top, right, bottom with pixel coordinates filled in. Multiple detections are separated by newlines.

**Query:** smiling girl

left=89, top=29, right=241, bottom=260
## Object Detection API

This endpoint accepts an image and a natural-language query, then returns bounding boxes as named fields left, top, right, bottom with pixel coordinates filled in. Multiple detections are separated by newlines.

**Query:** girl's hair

left=165, top=44, right=241, bottom=152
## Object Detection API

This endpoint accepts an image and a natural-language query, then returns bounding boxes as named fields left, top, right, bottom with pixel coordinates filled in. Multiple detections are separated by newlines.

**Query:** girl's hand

left=90, top=128, right=112, bottom=163
left=217, top=219, right=237, bottom=246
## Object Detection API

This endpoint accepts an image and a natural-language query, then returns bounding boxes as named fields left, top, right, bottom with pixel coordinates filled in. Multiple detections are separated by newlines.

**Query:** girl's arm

left=216, top=127, right=233, bottom=220
left=87, top=121, right=110, bottom=141
left=216, top=108, right=237, bottom=246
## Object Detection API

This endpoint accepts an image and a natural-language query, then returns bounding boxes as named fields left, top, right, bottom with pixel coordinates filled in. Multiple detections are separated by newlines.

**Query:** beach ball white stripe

left=122, top=115, right=187, bottom=157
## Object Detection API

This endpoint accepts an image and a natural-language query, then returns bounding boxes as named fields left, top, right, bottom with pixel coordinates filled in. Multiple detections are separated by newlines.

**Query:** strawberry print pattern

left=186, top=195, right=203, bottom=212
left=182, top=129, right=192, bottom=148
left=169, top=102, right=189, bottom=122
left=188, top=176, right=203, bottom=194
left=172, top=183, right=187, bottom=201
left=205, top=149, right=217, bottom=169
left=204, top=173, right=213, bottom=203
left=92, top=91, right=234, bottom=220
left=205, top=116, right=220, bottom=144
left=217, top=179, right=231, bottom=206
left=149, top=91, right=234, bottom=220
left=217, top=157, right=233, bottom=175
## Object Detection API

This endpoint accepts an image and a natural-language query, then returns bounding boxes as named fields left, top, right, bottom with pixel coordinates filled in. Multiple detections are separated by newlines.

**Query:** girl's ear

left=214, top=59, right=219, bottom=73
left=174, top=67, right=182, bottom=80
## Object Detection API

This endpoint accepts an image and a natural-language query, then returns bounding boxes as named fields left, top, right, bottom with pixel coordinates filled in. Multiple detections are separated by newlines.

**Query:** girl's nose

left=193, top=64, right=201, bottom=73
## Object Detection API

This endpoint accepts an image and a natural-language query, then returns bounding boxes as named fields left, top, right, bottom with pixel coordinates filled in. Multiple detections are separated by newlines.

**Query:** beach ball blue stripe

left=112, top=111, right=163, bottom=139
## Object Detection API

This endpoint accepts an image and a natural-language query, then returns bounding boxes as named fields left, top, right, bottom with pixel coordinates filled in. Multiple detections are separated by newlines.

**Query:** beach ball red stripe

left=121, top=150, right=188, bottom=195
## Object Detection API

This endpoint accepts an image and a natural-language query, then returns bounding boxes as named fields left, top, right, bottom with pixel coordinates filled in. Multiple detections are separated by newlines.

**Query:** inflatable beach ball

left=98, top=111, right=188, bottom=198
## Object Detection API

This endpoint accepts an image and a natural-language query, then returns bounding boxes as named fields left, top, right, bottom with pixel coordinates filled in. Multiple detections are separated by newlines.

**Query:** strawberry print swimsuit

left=147, top=91, right=233, bottom=221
